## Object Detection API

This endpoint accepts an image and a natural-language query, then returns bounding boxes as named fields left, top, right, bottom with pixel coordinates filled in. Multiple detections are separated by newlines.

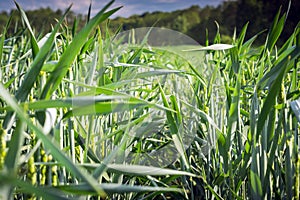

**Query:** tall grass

left=0, top=1, right=299, bottom=199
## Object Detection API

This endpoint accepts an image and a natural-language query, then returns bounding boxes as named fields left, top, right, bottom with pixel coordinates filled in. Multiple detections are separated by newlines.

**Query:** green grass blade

left=15, top=7, right=71, bottom=102
left=158, top=84, right=190, bottom=170
left=258, top=47, right=294, bottom=88
left=290, top=99, right=300, bottom=122
left=206, top=184, right=225, bottom=200
left=256, top=47, right=300, bottom=139
left=41, top=2, right=121, bottom=99
left=106, top=164, right=196, bottom=177
left=0, top=14, right=12, bottom=67
left=92, top=142, right=125, bottom=179
left=0, top=95, right=129, bottom=111
left=61, top=81, right=176, bottom=112
left=240, top=30, right=265, bottom=53
left=0, top=174, right=69, bottom=200
left=14, top=1, right=39, bottom=58
left=263, top=110, right=283, bottom=192
left=230, top=46, right=239, bottom=74
left=135, top=69, right=182, bottom=79
left=125, top=27, right=154, bottom=64
left=58, top=183, right=183, bottom=195
left=2, top=6, right=71, bottom=129
left=183, top=44, right=234, bottom=51
left=225, top=72, right=241, bottom=157
left=0, top=82, right=105, bottom=196
left=63, top=101, right=147, bottom=118
left=4, top=119, right=25, bottom=171
left=265, top=5, right=289, bottom=51
left=87, top=2, right=92, bottom=23
left=71, top=16, right=78, bottom=37
left=180, top=100, right=222, bottom=133
left=250, top=170, right=263, bottom=198
left=250, top=145, right=263, bottom=198
left=278, top=22, right=299, bottom=55
left=236, top=22, right=249, bottom=50
left=0, top=32, right=4, bottom=68
left=228, top=75, right=241, bottom=129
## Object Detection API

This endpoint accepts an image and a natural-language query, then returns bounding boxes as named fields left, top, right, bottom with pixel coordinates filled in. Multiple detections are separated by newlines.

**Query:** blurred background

left=0, top=0, right=299, bottom=45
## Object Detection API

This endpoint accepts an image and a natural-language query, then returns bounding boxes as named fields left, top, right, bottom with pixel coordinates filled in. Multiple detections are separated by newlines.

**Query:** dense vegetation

left=0, top=0, right=299, bottom=199
left=0, top=0, right=299, bottom=45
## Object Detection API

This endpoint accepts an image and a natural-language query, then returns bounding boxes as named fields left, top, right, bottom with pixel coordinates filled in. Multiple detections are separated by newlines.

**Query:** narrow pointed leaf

left=58, top=183, right=183, bottom=195
left=4, top=119, right=25, bottom=171
left=0, top=82, right=105, bottom=196
left=2, top=6, right=71, bottom=129
left=41, top=2, right=121, bottom=99
left=106, top=164, right=197, bottom=177
left=0, top=174, right=69, bottom=200
left=183, top=44, right=234, bottom=51
left=14, top=1, right=39, bottom=58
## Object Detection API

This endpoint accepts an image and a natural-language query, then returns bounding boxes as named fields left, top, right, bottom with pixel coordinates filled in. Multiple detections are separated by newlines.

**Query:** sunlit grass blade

left=183, top=44, right=234, bottom=51
left=263, top=110, right=283, bottom=192
left=223, top=71, right=241, bottom=173
left=106, top=164, right=197, bottom=177
left=290, top=99, right=300, bottom=122
left=41, top=1, right=121, bottom=99
left=258, top=46, right=295, bottom=89
left=134, top=69, right=182, bottom=79
left=58, top=183, right=183, bottom=195
left=125, top=27, right=154, bottom=64
left=0, top=31, right=4, bottom=67
left=62, top=81, right=177, bottom=112
left=256, top=47, right=300, bottom=139
left=63, top=101, right=147, bottom=118
left=0, top=95, right=129, bottom=111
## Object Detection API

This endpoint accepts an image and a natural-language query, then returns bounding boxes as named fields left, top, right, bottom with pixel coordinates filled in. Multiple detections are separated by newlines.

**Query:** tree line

left=0, top=0, right=299, bottom=45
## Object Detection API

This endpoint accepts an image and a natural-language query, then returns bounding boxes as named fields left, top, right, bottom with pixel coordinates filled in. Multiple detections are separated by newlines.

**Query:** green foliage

left=0, top=1, right=299, bottom=200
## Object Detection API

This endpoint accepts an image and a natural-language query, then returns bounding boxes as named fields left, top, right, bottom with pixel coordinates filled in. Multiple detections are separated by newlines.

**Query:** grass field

left=0, top=1, right=299, bottom=199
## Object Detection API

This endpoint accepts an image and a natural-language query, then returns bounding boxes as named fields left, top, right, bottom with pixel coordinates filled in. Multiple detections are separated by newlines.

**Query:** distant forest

left=0, top=0, right=299, bottom=45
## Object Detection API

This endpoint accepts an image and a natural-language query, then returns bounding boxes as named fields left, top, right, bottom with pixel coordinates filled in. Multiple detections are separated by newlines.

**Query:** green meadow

left=0, top=1, right=299, bottom=199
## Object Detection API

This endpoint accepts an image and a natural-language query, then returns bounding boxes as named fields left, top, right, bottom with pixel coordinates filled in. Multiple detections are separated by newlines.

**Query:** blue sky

left=0, top=0, right=225, bottom=18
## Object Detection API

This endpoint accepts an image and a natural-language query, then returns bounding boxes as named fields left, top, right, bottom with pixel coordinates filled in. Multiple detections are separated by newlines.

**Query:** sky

left=0, top=0, right=225, bottom=18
